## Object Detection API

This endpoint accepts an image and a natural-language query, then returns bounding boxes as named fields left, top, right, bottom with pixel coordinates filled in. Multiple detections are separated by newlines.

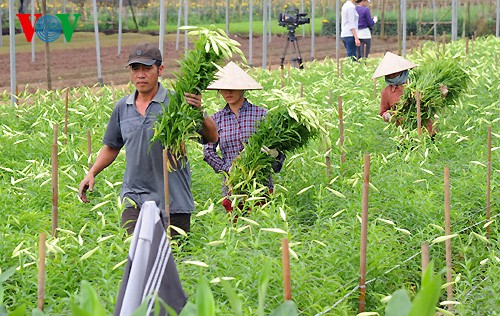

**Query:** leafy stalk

left=152, top=26, right=245, bottom=169
left=226, top=89, right=322, bottom=196
left=394, top=51, right=470, bottom=131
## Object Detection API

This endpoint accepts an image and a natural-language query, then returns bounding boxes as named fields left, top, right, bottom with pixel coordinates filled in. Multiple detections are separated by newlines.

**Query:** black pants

left=357, top=38, right=372, bottom=59
left=121, top=207, right=191, bottom=237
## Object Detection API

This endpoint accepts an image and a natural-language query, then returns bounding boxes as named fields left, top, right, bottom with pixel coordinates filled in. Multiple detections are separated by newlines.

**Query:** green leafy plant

left=385, top=261, right=442, bottom=316
left=226, top=89, right=323, bottom=196
left=394, top=50, right=470, bottom=131
left=152, top=25, right=245, bottom=168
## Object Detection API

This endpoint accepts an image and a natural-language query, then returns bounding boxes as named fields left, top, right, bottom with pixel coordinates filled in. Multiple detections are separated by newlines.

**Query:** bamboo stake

left=338, top=96, right=345, bottom=166
left=37, top=233, right=46, bottom=311
left=280, top=67, right=284, bottom=89
left=358, top=154, right=370, bottom=313
left=87, top=130, right=92, bottom=169
left=421, top=242, right=429, bottom=277
left=64, top=88, right=69, bottom=143
left=486, top=126, right=492, bottom=238
left=52, top=124, right=58, bottom=237
left=287, top=62, right=291, bottom=85
left=442, top=31, right=446, bottom=55
left=339, top=59, right=343, bottom=79
left=336, top=56, right=340, bottom=78
left=410, top=32, right=414, bottom=54
left=326, top=90, right=333, bottom=177
left=111, top=81, right=116, bottom=105
left=415, top=90, right=422, bottom=136
left=163, top=149, right=171, bottom=236
left=282, top=238, right=292, bottom=301
left=444, top=166, right=453, bottom=310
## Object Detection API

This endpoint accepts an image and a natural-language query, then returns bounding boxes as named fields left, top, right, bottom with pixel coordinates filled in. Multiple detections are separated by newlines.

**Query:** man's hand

left=261, top=146, right=279, bottom=158
left=355, top=38, right=361, bottom=47
left=78, top=174, right=95, bottom=203
left=184, top=92, right=202, bottom=108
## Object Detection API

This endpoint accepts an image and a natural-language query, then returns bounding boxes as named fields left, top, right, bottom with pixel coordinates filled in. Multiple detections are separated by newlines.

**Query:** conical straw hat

left=206, top=61, right=263, bottom=90
left=372, top=52, right=417, bottom=79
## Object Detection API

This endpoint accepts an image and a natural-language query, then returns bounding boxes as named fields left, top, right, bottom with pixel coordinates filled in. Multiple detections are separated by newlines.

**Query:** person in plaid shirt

left=203, top=62, right=285, bottom=214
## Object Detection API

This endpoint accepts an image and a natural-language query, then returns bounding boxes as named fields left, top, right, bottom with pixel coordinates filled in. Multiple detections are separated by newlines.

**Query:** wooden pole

left=282, top=238, right=292, bottom=301
left=163, top=149, right=171, bottom=235
left=52, top=124, right=58, bottom=237
left=326, top=91, right=333, bottom=177
left=442, top=31, right=446, bottom=55
left=51, top=125, right=58, bottom=237
left=37, top=233, right=46, bottom=311
left=421, top=242, right=429, bottom=277
left=338, top=96, right=345, bottom=166
left=287, top=62, right=291, bottom=82
left=64, top=89, right=69, bottom=143
left=415, top=90, right=422, bottom=136
left=358, top=154, right=370, bottom=313
left=339, top=59, right=343, bottom=79
left=471, top=32, right=475, bottom=54
left=112, top=81, right=116, bottom=105
left=444, top=166, right=453, bottom=310
left=281, top=67, right=284, bottom=89
left=410, top=32, right=414, bottom=54
left=87, top=130, right=92, bottom=169
left=486, top=126, right=492, bottom=238
left=41, top=0, right=52, bottom=90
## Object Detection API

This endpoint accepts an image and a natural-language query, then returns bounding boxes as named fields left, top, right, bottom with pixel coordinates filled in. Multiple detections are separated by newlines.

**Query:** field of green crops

left=1, top=36, right=499, bottom=315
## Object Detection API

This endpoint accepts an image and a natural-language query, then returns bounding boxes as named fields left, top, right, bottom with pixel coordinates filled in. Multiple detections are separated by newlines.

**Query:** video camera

left=278, top=8, right=310, bottom=30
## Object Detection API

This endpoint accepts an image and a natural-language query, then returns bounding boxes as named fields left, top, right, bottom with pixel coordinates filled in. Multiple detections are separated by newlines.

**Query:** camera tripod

left=280, top=28, right=304, bottom=70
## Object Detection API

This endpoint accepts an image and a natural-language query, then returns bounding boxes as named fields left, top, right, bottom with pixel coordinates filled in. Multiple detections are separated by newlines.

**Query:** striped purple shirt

left=203, top=100, right=268, bottom=196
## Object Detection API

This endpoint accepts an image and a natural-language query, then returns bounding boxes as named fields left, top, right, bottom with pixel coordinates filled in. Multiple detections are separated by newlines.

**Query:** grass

left=0, top=36, right=499, bottom=315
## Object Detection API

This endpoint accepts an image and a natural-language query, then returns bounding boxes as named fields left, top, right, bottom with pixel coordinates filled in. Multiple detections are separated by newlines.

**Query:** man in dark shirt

left=78, top=42, right=217, bottom=236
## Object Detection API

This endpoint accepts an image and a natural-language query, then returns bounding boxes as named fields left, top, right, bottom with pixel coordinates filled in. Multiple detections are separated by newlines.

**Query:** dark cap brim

left=126, top=59, right=157, bottom=67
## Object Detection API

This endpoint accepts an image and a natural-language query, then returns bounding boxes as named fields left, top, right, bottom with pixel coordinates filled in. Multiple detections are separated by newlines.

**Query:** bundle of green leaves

left=395, top=51, right=470, bottom=130
left=226, top=89, right=323, bottom=196
left=152, top=26, right=244, bottom=168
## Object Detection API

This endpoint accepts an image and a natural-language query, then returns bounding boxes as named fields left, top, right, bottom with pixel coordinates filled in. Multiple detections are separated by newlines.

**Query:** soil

left=0, top=33, right=408, bottom=93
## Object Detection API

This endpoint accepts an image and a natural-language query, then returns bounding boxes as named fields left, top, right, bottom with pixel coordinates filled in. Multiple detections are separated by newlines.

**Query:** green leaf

left=385, top=289, right=412, bottom=316
left=269, top=300, right=299, bottom=316
left=70, top=281, right=108, bottom=316
left=408, top=261, right=442, bottom=316
left=258, top=260, right=271, bottom=316
left=221, top=280, right=243, bottom=316
left=196, top=276, right=215, bottom=316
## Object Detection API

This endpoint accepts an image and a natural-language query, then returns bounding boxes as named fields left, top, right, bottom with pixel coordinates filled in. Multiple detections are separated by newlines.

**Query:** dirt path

left=0, top=32, right=406, bottom=93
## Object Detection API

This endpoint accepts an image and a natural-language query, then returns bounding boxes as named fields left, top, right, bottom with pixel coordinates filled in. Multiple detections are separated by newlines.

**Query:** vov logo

left=17, top=14, right=81, bottom=43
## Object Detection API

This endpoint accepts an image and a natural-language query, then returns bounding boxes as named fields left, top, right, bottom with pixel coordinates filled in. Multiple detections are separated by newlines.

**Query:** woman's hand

left=382, top=112, right=392, bottom=122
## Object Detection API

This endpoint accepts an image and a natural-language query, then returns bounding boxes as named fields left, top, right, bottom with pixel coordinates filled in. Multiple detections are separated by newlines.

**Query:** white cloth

left=115, top=201, right=187, bottom=316
left=357, top=28, right=372, bottom=39
left=341, top=1, right=359, bottom=38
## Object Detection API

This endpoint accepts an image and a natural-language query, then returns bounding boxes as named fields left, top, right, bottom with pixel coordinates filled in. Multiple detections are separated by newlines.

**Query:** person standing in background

left=355, top=0, right=377, bottom=59
left=341, top=0, right=361, bottom=60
